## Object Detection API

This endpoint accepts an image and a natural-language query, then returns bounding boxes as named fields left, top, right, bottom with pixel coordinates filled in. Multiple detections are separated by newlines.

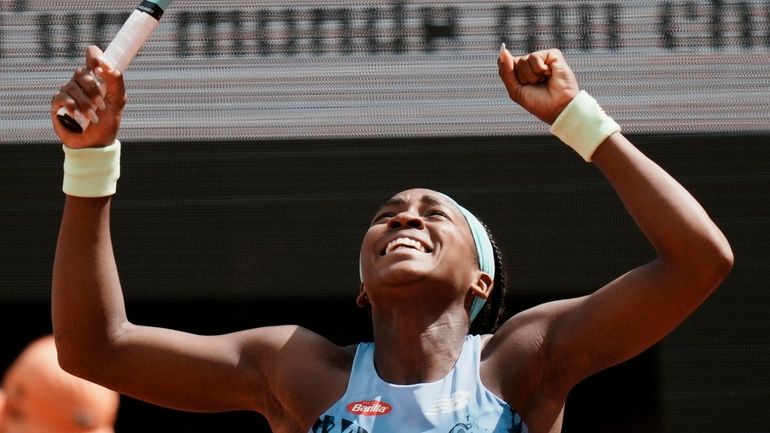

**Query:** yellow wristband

left=62, top=140, right=121, bottom=197
left=549, top=91, right=621, bottom=162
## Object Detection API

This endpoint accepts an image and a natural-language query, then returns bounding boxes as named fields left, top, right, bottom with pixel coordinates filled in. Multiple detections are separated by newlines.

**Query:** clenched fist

left=497, top=45, right=580, bottom=125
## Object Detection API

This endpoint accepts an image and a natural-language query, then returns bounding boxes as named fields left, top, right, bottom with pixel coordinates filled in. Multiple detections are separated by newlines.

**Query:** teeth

left=385, top=237, right=427, bottom=255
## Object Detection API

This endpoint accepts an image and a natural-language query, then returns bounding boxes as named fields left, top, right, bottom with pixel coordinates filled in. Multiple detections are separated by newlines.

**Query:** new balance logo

left=425, top=391, right=470, bottom=415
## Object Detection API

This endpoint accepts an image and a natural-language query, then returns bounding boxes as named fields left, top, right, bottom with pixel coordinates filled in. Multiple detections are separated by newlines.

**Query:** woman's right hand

left=50, top=45, right=127, bottom=149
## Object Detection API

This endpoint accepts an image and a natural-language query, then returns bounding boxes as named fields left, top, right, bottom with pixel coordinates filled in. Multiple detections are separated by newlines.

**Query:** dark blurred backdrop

left=1, top=133, right=767, bottom=432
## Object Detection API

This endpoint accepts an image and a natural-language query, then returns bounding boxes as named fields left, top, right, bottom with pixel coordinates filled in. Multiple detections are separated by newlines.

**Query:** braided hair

left=469, top=220, right=510, bottom=335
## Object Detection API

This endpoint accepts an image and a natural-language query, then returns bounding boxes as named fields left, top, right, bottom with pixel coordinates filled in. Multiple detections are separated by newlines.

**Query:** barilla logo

left=346, top=400, right=393, bottom=416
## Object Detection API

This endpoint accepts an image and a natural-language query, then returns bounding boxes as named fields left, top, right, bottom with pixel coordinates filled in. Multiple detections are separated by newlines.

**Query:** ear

left=355, top=282, right=370, bottom=308
left=468, top=272, right=494, bottom=300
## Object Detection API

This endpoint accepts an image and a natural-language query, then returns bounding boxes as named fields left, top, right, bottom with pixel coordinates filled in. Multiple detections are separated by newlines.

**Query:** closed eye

left=372, top=212, right=395, bottom=225
left=425, top=209, right=449, bottom=220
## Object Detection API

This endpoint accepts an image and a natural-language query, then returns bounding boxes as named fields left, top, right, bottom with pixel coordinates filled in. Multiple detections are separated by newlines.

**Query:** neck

left=370, top=306, right=469, bottom=384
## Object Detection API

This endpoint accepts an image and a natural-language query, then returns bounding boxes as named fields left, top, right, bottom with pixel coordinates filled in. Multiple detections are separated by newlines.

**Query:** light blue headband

left=359, top=193, right=495, bottom=322
left=437, top=193, right=495, bottom=322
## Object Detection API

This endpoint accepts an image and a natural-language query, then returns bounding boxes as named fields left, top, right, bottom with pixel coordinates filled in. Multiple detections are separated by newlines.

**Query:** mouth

left=380, top=237, right=432, bottom=256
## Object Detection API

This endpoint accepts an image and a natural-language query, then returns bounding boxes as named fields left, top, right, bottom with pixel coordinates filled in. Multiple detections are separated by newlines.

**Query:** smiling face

left=359, top=188, right=482, bottom=305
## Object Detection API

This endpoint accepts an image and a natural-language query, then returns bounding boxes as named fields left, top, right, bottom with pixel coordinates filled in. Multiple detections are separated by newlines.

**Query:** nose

left=388, top=211, right=424, bottom=230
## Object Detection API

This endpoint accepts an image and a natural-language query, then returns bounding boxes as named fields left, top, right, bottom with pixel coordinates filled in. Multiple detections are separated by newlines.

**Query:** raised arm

left=49, top=47, right=345, bottom=423
left=491, top=47, right=733, bottom=412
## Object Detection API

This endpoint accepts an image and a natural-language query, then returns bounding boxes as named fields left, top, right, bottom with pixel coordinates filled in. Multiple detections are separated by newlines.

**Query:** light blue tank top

left=309, top=335, right=527, bottom=433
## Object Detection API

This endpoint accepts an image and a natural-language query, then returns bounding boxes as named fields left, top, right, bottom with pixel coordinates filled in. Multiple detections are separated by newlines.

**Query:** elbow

left=57, top=353, right=87, bottom=381
left=712, top=238, right=734, bottom=283
left=54, top=334, right=93, bottom=380
left=664, top=230, right=734, bottom=295
left=53, top=333, right=112, bottom=384
left=692, top=234, right=734, bottom=291
left=707, top=225, right=734, bottom=281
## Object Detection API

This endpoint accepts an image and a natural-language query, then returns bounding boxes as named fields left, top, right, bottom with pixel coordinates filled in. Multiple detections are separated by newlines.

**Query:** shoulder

left=482, top=297, right=583, bottom=359
left=479, top=299, right=581, bottom=411
left=480, top=300, right=567, bottom=356
left=238, top=325, right=357, bottom=429
left=238, top=324, right=356, bottom=385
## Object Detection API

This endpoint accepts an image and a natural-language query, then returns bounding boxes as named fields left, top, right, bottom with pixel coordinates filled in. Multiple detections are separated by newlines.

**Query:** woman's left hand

left=497, top=47, right=580, bottom=125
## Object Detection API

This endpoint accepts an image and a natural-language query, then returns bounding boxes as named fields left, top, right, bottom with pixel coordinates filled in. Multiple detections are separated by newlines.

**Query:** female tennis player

left=49, top=44, right=733, bottom=433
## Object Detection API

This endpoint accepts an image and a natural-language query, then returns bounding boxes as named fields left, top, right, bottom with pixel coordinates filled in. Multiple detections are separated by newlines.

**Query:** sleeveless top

left=308, top=335, right=528, bottom=433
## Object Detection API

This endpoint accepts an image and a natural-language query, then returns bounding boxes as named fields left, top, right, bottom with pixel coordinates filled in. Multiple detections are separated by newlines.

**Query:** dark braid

left=469, top=220, right=510, bottom=335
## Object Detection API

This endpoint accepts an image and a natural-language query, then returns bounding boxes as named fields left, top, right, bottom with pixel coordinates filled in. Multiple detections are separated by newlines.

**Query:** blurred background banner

left=1, top=1, right=769, bottom=433
left=1, top=0, right=769, bottom=143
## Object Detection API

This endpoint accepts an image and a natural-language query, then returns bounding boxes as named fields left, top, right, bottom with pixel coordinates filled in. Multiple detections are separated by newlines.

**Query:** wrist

left=549, top=90, right=621, bottom=162
left=62, top=140, right=121, bottom=197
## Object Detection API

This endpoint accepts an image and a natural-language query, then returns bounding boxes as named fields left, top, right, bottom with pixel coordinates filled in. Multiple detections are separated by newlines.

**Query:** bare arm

left=492, top=48, right=733, bottom=405
left=49, top=47, right=346, bottom=422
left=52, top=195, right=266, bottom=412
left=548, top=131, right=733, bottom=382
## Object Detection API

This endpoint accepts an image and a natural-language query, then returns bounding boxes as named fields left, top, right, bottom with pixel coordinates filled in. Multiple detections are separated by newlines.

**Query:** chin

left=378, top=263, right=433, bottom=286
left=378, top=264, right=430, bottom=286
